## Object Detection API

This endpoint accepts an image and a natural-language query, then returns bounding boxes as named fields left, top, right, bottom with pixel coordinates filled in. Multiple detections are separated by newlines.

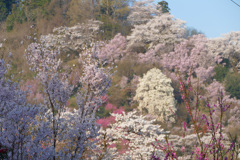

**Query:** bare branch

left=231, top=0, right=240, bottom=7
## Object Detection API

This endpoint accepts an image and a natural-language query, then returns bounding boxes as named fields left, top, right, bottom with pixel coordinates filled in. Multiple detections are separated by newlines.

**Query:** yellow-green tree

left=97, top=0, right=133, bottom=39
left=67, top=0, right=96, bottom=25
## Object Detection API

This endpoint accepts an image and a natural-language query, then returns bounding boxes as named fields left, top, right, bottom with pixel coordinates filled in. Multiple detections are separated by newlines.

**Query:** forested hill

left=0, top=0, right=132, bottom=37
left=0, top=0, right=240, bottom=159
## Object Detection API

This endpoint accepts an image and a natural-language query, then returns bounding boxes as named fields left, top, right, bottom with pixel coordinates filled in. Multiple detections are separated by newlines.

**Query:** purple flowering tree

left=26, top=41, right=113, bottom=159
left=0, top=59, right=44, bottom=159
left=26, top=42, right=72, bottom=159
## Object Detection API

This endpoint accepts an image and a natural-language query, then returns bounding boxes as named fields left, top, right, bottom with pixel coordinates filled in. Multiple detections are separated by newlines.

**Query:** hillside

left=0, top=0, right=240, bottom=159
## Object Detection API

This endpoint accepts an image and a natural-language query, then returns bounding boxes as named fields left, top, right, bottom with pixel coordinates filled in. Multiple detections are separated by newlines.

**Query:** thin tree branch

left=231, top=0, right=240, bottom=7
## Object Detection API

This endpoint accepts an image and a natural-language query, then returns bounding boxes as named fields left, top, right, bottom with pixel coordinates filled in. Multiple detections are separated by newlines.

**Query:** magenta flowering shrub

left=97, top=116, right=116, bottom=128
left=152, top=73, right=238, bottom=160
left=97, top=102, right=125, bottom=128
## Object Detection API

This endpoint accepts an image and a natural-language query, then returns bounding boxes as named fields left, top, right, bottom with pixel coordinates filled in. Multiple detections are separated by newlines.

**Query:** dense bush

left=116, top=59, right=135, bottom=79
left=214, top=65, right=229, bottom=82
left=225, top=72, right=240, bottom=99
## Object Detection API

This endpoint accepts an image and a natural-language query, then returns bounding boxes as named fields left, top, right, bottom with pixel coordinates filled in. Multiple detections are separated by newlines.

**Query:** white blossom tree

left=127, top=0, right=160, bottom=25
left=127, top=13, right=186, bottom=49
left=207, top=31, right=240, bottom=69
left=95, top=111, right=166, bottom=159
left=40, top=19, right=102, bottom=51
left=208, top=31, right=240, bottom=59
left=134, top=68, right=176, bottom=123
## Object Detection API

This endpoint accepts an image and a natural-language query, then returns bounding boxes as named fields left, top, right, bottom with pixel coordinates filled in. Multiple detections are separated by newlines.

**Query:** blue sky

left=154, top=0, right=240, bottom=38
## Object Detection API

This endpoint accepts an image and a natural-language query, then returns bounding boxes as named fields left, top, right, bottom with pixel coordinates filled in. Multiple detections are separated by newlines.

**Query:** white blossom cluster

left=40, top=19, right=102, bottom=50
left=127, top=0, right=160, bottom=25
left=208, top=31, right=240, bottom=65
left=95, top=111, right=166, bottom=159
left=134, top=68, right=177, bottom=123
left=127, top=13, right=186, bottom=49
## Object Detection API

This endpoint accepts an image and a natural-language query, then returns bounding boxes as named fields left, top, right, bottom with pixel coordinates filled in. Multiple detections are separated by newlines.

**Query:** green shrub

left=214, top=65, right=229, bottom=82
left=6, top=14, right=15, bottom=32
left=116, top=59, right=135, bottom=79
left=225, top=73, right=240, bottom=99
left=0, top=1, right=8, bottom=21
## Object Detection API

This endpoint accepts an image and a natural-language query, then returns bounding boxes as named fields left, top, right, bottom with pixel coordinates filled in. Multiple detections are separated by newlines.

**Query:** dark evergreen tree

left=0, top=0, right=16, bottom=21
left=158, top=0, right=170, bottom=13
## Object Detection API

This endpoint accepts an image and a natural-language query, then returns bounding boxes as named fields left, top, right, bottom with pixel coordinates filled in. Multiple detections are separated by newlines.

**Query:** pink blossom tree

left=97, top=33, right=127, bottom=64
left=161, top=34, right=215, bottom=83
left=137, top=44, right=164, bottom=64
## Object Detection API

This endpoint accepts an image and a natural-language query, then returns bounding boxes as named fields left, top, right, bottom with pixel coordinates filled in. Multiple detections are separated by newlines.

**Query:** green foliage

left=225, top=72, right=240, bottom=99
left=96, top=105, right=111, bottom=118
left=158, top=0, right=170, bottom=13
left=6, top=14, right=15, bottom=32
left=0, top=1, right=8, bottom=21
left=67, top=96, right=77, bottom=109
left=4, top=0, right=51, bottom=31
left=97, top=14, right=130, bottom=40
left=5, top=4, right=28, bottom=31
left=23, top=0, right=50, bottom=9
left=14, top=7, right=27, bottom=24
left=107, top=75, right=134, bottom=108
left=108, top=84, right=126, bottom=107
left=0, top=0, right=15, bottom=21
left=116, top=59, right=134, bottom=79
left=214, top=65, right=229, bottom=82
left=96, top=0, right=131, bottom=39
left=133, top=63, right=156, bottom=77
